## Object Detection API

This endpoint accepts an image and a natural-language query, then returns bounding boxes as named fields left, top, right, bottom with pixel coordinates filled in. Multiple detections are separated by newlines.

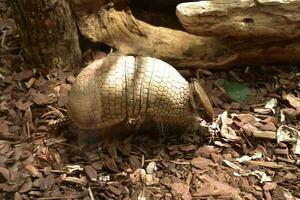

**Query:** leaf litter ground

left=0, top=2, right=300, bottom=200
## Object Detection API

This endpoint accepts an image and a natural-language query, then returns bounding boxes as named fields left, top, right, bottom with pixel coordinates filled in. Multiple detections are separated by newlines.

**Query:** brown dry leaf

left=91, top=161, right=104, bottom=170
left=0, top=144, right=11, bottom=155
left=2, top=184, right=19, bottom=192
left=234, top=114, right=257, bottom=124
left=253, top=130, right=276, bottom=140
left=258, top=122, right=277, bottom=131
left=84, top=165, right=97, bottom=181
left=272, top=186, right=293, bottom=200
left=25, top=164, right=40, bottom=177
left=0, top=122, right=9, bottom=134
left=281, top=108, right=299, bottom=118
left=284, top=93, right=300, bottom=109
left=105, top=158, right=119, bottom=172
left=0, top=132, right=16, bottom=142
left=241, top=123, right=257, bottom=136
left=14, top=192, right=23, bottom=200
left=107, top=185, right=122, bottom=196
left=274, top=148, right=288, bottom=155
left=19, top=178, right=32, bottom=193
left=129, top=156, right=141, bottom=171
left=263, top=182, right=277, bottom=191
left=160, top=177, right=172, bottom=187
left=179, top=144, right=196, bottom=152
left=194, top=175, right=239, bottom=198
left=261, top=116, right=278, bottom=124
left=194, top=145, right=219, bottom=158
left=171, top=182, right=192, bottom=200
left=19, top=150, right=32, bottom=160
left=15, top=100, right=32, bottom=111
left=248, top=161, right=283, bottom=169
left=191, top=156, right=215, bottom=169
left=238, top=178, right=252, bottom=194
left=0, top=166, right=10, bottom=182
left=242, top=124, right=277, bottom=139
left=13, top=69, right=33, bottom=81
left=283, top=172, right=297, bottom=181
left=0, top=101, right=9, bottom=111
left=32, top=93, right=53, bottom=105
left=36, top=174, right=58, bottom=190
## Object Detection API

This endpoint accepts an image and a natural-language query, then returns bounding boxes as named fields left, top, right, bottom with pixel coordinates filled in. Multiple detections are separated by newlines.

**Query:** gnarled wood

left=77, top=4, right=300, bottom=68
left=77, top=6, right=226, bottom=68
left=176, top=0, right=300, bottom=39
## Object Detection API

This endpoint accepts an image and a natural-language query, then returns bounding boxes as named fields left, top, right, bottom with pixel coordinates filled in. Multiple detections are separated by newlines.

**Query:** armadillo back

left=68, top=55, right=192, bottom=130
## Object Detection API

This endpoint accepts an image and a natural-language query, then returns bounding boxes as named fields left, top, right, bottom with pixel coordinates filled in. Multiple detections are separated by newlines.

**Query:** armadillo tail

left=47, top=117, right=70, bottom=134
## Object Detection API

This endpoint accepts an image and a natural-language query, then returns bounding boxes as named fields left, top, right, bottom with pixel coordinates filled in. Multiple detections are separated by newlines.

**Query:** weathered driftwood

left=77, top=4, right=300, bottom=68
left=77, top=6, right=220, bottom=68
left=176, top=0, right=300, bottom=39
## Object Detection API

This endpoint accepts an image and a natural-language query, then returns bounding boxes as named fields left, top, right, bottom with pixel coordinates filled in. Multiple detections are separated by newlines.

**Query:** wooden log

left=176, top=0, right=300, bottom=39
left=76, top=4, right=300, bottom=69
left=77, top=5, right=223, bottom=68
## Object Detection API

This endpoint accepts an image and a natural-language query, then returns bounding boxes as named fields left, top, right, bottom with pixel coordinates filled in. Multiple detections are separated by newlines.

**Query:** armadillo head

left=189, top=79, right=214, bottom=121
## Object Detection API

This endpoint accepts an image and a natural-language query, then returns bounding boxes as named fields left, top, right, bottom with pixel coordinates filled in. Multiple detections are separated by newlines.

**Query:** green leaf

left=224, top=81, right=250, bottom=103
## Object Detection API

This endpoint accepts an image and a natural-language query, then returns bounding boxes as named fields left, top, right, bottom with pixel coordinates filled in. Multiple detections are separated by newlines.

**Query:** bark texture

left=77, top=6, right=222, bottom=68
left=12, top=0, right=82, bottom=69
left=77, top=4, right=300, bottom=69
left=13, top=0, right=300, bottom=69
left=176, top=0, right=300, bottom=39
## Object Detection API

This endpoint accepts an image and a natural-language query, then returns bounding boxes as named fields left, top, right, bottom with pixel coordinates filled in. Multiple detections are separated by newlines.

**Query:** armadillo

left=68, top=54, right=213, bottom=130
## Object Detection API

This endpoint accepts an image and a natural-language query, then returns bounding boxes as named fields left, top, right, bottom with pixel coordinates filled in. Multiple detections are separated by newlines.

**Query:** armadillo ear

left=190, top=79, right=214, bottom=118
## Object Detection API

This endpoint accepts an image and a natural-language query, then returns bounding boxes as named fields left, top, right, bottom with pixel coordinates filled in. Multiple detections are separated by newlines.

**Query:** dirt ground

left=0, top=1, right=300, bottom=200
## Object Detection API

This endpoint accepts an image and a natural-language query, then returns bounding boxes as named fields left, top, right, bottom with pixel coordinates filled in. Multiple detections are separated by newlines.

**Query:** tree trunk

left=12, top=0, right=82, bottom=69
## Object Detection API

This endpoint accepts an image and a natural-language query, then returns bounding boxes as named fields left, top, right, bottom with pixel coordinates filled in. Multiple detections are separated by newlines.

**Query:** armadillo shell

left=68, top=55, right=192, bottom=130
